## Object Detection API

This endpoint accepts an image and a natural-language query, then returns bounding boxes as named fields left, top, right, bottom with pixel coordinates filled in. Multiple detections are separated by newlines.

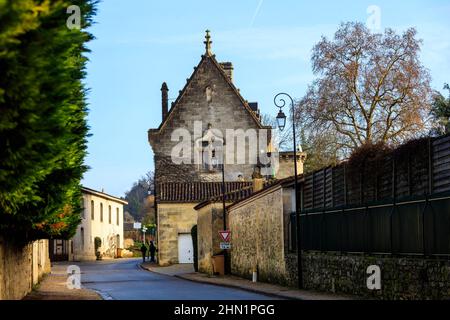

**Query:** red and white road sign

left=219, top=230, right=231, bottom=242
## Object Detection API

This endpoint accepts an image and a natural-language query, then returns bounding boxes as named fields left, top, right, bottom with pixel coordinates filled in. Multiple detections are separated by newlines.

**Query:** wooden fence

left=295, top=134, right=450, bottom=256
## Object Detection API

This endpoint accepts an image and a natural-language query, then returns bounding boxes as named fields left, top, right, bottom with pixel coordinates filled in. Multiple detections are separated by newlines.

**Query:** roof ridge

left=149, top=54, right=269, bottom=135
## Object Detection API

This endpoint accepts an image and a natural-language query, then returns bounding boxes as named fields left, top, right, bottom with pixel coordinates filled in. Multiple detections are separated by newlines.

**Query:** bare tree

left=298, top=22, right=433, bottom=156
left=261, top=113, right=293, bottom=151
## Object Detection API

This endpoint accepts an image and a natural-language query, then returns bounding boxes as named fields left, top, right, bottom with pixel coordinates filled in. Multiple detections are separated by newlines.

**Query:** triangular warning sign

left=219, top=230, right=231, bottom=242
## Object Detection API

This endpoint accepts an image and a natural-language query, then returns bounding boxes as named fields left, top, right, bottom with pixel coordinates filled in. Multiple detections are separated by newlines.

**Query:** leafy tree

left=298, top=22, right=433, bottom=157
left=299, top=128, right=340, bottom=173
left=431, top=84, right=450, bottom=135
left=124, top=171, right=155, bottom=222
left=0, top=0, right=96, bottom=242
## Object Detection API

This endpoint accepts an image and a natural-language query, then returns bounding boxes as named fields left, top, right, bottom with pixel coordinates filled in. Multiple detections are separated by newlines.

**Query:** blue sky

left=82, top=0, right=450, bottom=197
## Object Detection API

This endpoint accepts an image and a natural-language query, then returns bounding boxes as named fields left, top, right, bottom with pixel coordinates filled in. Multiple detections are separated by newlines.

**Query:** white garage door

left=178, top=233, right=193, bottom=264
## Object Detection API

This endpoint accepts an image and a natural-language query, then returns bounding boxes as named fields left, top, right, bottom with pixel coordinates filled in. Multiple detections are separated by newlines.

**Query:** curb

left=140, top=263, right=355, bottom=300
left=174, top=274, right=298, bottom=300
left=138, top=263, right=296, bottom=300
left=93, top=289, right=113, bottom=300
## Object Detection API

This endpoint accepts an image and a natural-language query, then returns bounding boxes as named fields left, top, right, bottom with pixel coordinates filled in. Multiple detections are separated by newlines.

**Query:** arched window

left=91, top=200, right=94, bottom=220
left=100, top=203, right=103, bottom=222
left=108, top=205, right=112, bottom=224
left=81, top=199, right=85, bottom=219
left=81, top=227, right=85, bottom=249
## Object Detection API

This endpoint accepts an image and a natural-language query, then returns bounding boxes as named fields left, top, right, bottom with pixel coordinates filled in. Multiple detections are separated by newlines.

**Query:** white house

left=70, top=187, right=128, bottom=261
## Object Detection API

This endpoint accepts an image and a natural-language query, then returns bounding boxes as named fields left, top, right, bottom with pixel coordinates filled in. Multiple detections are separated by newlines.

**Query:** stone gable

left=149, top=53, right=269, bottom=184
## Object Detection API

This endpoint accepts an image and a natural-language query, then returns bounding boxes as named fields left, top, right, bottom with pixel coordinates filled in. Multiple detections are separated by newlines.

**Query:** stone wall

left=300, top=251, right=450, bottom=299
left=157, top=203, right=198, bottom=265
left=0, top=237, right=51, bottom=300
left=197, top=202, right=230, bottom=274
left=228, top=186, right=294, bottom=286
left=227, top=181, right=450, bottom=299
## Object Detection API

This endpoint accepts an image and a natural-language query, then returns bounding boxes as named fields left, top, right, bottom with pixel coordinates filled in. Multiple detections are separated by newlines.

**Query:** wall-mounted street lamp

left=274, top=92, right=303, bottom=289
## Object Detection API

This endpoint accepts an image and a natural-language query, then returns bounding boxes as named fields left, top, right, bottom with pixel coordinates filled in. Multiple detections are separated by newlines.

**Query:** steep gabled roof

left=149, top=35, right=271, bottom=136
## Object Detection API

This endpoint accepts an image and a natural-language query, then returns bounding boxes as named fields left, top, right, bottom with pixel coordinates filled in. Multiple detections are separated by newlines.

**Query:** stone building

left=148, top=31, right=304, bottom=265
left=225, top=177, right=298, bottom=286
left=70, top=187, right=127, bottom=261
left=148, top=30, right=271, bottom=185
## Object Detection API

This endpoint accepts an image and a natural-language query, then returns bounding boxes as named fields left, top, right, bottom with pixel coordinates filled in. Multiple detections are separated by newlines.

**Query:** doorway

left=177, top=233, right=193, bottom=263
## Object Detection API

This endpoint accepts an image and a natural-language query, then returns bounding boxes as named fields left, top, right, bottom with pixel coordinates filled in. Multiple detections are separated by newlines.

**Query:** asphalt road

left=77, top=258, right=274, bottom=300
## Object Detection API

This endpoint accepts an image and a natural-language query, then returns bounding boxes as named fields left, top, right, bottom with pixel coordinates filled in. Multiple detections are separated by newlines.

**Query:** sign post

left=133, top=222, right=142, bottom=229
left=142, top=226, right=147, bottom=243
left=219, top=230, right=231, bottom=242
left=219, top=230, right=231, bottom=250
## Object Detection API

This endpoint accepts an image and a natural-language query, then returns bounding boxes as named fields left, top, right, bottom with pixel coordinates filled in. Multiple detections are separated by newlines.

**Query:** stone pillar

left=276, top=151, right=307, bottom=179
left=252, top=169, right=264, bottom=193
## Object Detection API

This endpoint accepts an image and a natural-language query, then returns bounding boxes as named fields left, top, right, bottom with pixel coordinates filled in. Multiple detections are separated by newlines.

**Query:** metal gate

left=49, top=239, right=70, bottom=261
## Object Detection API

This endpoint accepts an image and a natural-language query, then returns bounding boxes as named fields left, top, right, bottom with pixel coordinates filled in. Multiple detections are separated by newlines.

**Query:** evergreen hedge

left=0, top=0, right=96, bottom=243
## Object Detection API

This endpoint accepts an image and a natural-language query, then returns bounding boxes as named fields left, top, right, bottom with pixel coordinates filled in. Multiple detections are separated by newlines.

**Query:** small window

left=108, top=205, right=112, bottom=224
left=91, top=200, right=94, bottom=220
left=100, top=203, right=103, bottom=222
left=81, top=227, right=85, bottom=249
left=81, top=199, right=85, bottom=219
left=116, top=207, right=119, bottom=226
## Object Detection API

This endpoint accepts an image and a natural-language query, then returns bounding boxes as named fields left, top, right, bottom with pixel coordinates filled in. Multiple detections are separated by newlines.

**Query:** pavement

left=27, top=258, right=275, bottom=300
left=24, top=263, right=102, bottom=300
left=141, top=262, right=356, bottom=300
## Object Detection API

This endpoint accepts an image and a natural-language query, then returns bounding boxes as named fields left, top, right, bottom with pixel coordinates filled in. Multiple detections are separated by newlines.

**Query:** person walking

left=149, top=241, right=157, bottom=263
left=140, top=243, right=147, bottom=263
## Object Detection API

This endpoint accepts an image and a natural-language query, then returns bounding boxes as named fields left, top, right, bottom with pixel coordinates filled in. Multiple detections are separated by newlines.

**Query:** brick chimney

left=161, top=82, right=169, bottom=121
left=220, top=62, right=233, bottom=82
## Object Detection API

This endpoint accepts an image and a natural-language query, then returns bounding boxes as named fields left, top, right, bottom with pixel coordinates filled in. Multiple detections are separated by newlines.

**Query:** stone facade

left=70, top=187, right=126, bottom=261
left=276, top=151, right=306, bottom=180
left=148, top=34, right=280, bottom=266
left=228, top=185, right=295, bottom=286
left=196, top=202, right=230, bottom=274
left=157, top=203, right=198, bottom=265
left=148, top=56, right=268, bottom=185
left=0, top=237, right=51, bottom=300
left=301, top=251, right=450, bottom=300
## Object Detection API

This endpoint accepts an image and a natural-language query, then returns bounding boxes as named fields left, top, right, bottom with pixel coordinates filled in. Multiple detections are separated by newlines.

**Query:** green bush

left=94, top=236, right=102, bottom=260
left=94, top=237, right=102, bottom=251
left=0, top=0, right=97, bottom=243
